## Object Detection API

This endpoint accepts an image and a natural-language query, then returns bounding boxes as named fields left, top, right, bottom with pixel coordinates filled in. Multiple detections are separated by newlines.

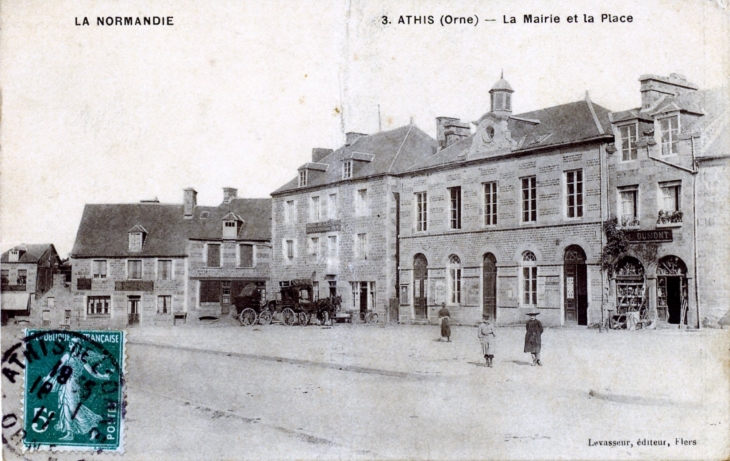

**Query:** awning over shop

left=1, top=292, right=31, bottom=311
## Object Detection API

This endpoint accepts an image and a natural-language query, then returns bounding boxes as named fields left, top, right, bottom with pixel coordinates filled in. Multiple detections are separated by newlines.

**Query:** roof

left=409, top=99, right=613, bottom=171
left=70, top=198, right=271, bottom=258
left=273, top=125, right=437, bottom=195
left=1, top=244, right=57, bottom=264
left=1, top=293, right=31, bottom=311
left=490, top=78, right=514, bottom=93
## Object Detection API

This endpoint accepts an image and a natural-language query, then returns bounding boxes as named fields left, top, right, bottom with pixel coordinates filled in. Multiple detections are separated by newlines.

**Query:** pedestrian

left=524, top=310, right=543, bottom=366
left=478, top=314, right=496, bottom=367
left=438, top=302, right=451, bottom=342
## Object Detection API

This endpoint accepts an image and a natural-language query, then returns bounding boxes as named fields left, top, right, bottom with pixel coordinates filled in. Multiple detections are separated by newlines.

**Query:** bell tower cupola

left=489, top=71, right=514, bottom=116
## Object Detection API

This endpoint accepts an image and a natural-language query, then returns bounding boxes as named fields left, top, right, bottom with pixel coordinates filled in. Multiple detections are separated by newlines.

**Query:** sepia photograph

left=1, top=0, right=729, bottom=459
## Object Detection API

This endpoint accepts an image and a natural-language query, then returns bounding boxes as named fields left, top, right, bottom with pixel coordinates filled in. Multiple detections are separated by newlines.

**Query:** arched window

left=521, top=251, right=537, bottom=306
left=448, top=255, right=461, bottom=304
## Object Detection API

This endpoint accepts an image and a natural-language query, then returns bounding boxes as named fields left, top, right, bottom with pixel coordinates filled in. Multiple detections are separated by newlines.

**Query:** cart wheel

left=282, top=308, right=296, bottom=326
left=258, top=310, right=272, bottom=325
left=367, top=312, right=379, bottom=324
left=239, top=308, right=257, bottom=326
left=298, top=312, right=309, bottom=326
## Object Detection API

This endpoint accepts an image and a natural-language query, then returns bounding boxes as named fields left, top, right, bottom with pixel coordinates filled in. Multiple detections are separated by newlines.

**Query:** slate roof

left=71, top=198, right=271, bottom=258
left=409, top=99, right=613, bottom=171
left=1, top=244, right=57, bottom=264
left=273, top=125, right=437, bottom=195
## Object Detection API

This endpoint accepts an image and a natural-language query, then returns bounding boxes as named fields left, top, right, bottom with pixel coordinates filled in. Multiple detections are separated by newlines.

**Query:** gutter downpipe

left=691, top=135, right=701, bottom=329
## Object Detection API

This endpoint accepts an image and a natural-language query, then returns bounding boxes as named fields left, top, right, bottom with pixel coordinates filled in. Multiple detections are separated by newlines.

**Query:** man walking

left=524, top=310, right=543, bottom=366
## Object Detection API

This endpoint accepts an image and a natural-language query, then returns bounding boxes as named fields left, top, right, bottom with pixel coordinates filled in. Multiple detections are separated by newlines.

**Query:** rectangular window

left=356, top=233, right=368, bottom=260
left=369, top=282, right=376, bottom=310
left=659, top=182, right=681, bottom=212
left=222, top=281, right=231, bottom=304
left=239, top=244, right=254, bottom=267
left=309, top=237, right=320, bottom=258
left=483, top=182, right=498, bottom=226
left=660, top=116, right=679, bottom=156
left=207, top=244, right=221, bottom=267
left=327, top=235, right=338, bottom=257
left=448, top=187, right=462, bottom=229
left=450, top=267, right=461, bottom=304
left=343, top=160, right=353, bottom=179
left=42, top=310, right=51, bottom=322
left=299, top=170, right=307, bottom=187
left=310, top=196, right=321, bottom=222
left=356, top=189, right=368, bottom=216
left=523, top=267, right=537, bottom=305
left=127, top=260, right=142, bottom=279
left=619, top=124, right=638, bottom=161
left=285, top=240, right=294, bottom=260
left=521, top=176, right=537, bottom=222
left=87, top=296, right=111, bottom=315
left=619, top=186, right=639, bottom=227
left=415, top=192, right=428, bottom=232
left=129, top=233, right=143, bottom=252
left=157, top=260, right=172, bottom=280
left=327, top=193, right=338, bottom=218
left=200, top=280, right=222, bottom=303
left=284, top=200, right=294, bottom=223
left=93, top=260, right=107, bottom=279
left=1, top=269, right=8, bottom=287
left=17, top=269, right=27, bottom=285
left=565, top=170, right=584, bottom=218
left=157, top=295, right=171, bottom=314
left=328, top=280, right=337, bottom=297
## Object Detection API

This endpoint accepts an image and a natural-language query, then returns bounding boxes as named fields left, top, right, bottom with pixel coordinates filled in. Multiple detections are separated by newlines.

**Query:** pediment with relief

left=469, top=114, right=516, bottom=157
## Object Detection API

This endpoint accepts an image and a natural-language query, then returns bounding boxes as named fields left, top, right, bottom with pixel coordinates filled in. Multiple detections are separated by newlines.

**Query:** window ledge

left=86, top=314, right=111, bottom=318
left=656, top=222, right=682, bottom=228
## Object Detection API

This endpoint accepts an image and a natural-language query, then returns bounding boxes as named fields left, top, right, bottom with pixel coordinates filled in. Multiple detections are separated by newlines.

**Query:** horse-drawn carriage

left=236, top=279, right=341, bottom=326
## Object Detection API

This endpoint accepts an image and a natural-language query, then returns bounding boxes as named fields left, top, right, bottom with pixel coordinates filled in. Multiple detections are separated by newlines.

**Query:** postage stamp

left=20, top=330, right=125, bottom=452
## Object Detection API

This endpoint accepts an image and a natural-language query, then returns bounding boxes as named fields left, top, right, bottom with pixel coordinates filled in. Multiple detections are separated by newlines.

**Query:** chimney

left=639, top=73, right=698, bottom=112
left=436, top=117, right=470, bottom=150
left=312, top=148, right=333, bottom=163
left=183, top=188, right=197, bottom=218
left=345, top=132, right=367, bottom=146
left=223, top=187, right=238, bottom=203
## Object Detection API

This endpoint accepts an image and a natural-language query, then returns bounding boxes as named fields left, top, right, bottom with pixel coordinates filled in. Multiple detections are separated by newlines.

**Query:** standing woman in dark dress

left=438, top=302, right=451, bottom=342
left=524, top=311, right=543, bottom=366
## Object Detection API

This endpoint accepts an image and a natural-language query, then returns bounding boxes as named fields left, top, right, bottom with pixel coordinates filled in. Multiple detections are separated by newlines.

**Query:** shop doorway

left=482, top=253, right=497, bottom=320
left=564, top=246, right=588, bottom=325
left=657, top=256, right=687, bottom=324
left=128, top=296, right=140, bottom=325
left=413, top=254, right=428, bottom=319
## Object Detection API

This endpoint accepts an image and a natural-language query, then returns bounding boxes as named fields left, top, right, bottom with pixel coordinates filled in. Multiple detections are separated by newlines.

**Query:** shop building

left=69, top=188, right=271, bottom=328
left=270, top=127, right=437, bottom=321
left=397, top=77, right=613, bottom=326
left=0, top=244, right=61, bottom=324
left=607, top=74, right=730, bottom=327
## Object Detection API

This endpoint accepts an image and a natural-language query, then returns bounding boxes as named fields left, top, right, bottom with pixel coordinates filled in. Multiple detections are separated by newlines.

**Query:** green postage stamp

left=22, top=330, right=125, bottom=452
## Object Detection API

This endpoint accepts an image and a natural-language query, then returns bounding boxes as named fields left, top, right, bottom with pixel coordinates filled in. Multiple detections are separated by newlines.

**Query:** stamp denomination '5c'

left=22, top=330, right=125, bottom=452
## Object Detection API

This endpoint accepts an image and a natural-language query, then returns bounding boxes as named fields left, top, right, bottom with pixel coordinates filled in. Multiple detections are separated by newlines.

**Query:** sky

left=1, top=0, right=728, bottom=256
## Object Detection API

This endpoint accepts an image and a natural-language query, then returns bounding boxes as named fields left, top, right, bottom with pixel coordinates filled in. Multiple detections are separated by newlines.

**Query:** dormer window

left=299, top=170, right=308, bottom=187
left=343, top=160, right=353, bottom=179
left=659, top=115, right=679, bottom=156
left=8, top=249, right=20, bottom=262
left=221, top=212, right=243, bottom=239
left=128, top=225, right=148, bottom=252
left=619, top=123, right=638, bottom=161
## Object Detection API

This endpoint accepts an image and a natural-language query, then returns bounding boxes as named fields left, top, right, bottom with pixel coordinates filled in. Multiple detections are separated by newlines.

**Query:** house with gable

left=271, top=126, right=437, bottom=321
left=398, top=75, right=614, bottom=326
left=69, top=188, right=271, bottom=328
left=1, top=243, right=61, bottom=324
left=607, top=74, right=730, bottom=328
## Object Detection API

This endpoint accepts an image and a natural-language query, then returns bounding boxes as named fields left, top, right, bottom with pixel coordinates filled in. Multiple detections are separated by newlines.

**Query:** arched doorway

left=657, top=256, right=687, bottom=324
left=615, top=257, right=645, bottom=317
left=564, top=245, right=587, bottom=325
left=413, top=254, right=428, bottom=319
left=483, top=253, right=497, bottom=320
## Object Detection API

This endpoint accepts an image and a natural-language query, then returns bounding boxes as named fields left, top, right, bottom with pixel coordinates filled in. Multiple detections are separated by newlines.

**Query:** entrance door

left=359, top=282, right=368, bottom=313
left=564, top=246, right=588, bottom=325
left=128, top=296, right=140, bottom=325
left=413, top=254, right=428, bottom=319
left=482, top=253, right=497, bottom=320
left=666, top=277, right=682, bottom=324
